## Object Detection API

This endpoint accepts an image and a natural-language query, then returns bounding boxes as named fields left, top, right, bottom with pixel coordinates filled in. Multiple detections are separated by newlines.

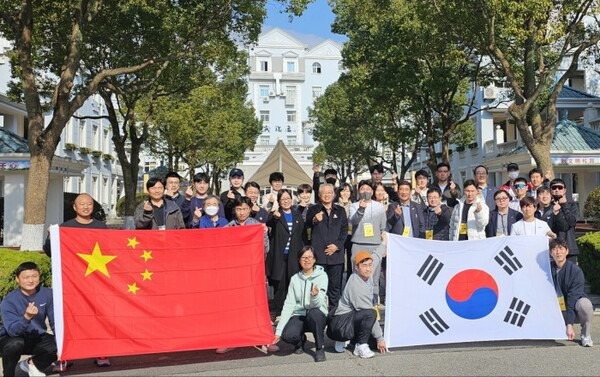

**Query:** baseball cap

left=354, top=250, right=373, bottom=265
left=229, top=168, right=244, bottom=177
left=507, top=163, right=519, bottom=171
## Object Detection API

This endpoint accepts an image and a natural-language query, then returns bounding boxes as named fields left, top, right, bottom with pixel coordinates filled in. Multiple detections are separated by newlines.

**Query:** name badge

left=348, top=224, right=353, bottom=234
left=459, top=223, right=467, bottom=234
left=402, top=226, right=410, bottom=237
left=426, top=230, right=433, bottom=240
left=306, top=228, right=312, bottom=241
left=158, top=225, right=166, bottom=231
left=364, top=223, right=374, bottom=237
left=557, top=296, right=566, bottom=311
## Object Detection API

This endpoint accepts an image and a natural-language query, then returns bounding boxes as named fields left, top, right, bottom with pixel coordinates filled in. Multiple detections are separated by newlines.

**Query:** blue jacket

left=0, top=286, right=54, bottom=337
left=551, top=260, right=588, bottom=325
left=197, top=215, right=228, bottom=228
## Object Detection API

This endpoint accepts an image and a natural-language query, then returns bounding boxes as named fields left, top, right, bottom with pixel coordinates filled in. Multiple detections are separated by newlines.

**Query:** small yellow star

left=127, top=237, right=140, bottom=249
left=140, top=250, right=153, bottom=262
left=140, top=269, right=153, bottom=281
left=127, top=283, right=140, bottom=294
left=77, top=243, right=117, bottom=277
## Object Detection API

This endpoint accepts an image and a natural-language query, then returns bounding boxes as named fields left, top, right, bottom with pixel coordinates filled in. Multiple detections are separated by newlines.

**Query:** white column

left=46, top=175, right=65, bottom=227
left=3, top=173, right=25, bottom=247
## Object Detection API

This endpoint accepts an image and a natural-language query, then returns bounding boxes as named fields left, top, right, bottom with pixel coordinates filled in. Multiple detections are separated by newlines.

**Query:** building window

left=103, top=130, right=109, bottom=153
left=285, top=86, right=296, bottom=106
left=286, top=61, right=296, bottom=72
left=79, top=120, right=86, bottom=147
left=259, top=85, right=269, bottom=97
left=287, top=111, right=296, bottom=123
left=260, top=135, right=270, bottom=145
left=260, top=111, right=270, bottom=123
left=259, top=60, right=269, bottom=72
left=312, top=62, right=322, bottom=74
left=312, top=86, right=322, bottom=98
left=93, top=125, right=99, bottom=150
left=287, top=136, right=297, bottom=145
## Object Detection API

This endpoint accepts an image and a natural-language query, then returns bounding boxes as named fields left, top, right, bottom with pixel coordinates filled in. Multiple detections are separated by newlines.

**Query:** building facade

left=233, top=28, right=343, bottom=191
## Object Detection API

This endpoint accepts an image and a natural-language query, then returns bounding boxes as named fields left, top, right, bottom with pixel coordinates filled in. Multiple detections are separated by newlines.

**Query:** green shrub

left=116, top=192, right=147, bottom=217
left=0, top=249, right=51, bottom=326
left=577, top=231, right=600, bottom=294
left=583, top=186, right=600, bottom=227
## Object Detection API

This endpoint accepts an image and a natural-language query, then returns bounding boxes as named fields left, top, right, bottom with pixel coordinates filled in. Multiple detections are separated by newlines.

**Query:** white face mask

left=508, top=171, right=519, bottom=180
left=205, top=206, right=219, bottom=216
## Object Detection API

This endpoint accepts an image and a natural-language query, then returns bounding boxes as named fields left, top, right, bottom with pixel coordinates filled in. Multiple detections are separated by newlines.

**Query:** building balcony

left=590, top=117, right=600, bottom=132
left=497, top=140, right=518, bottom=155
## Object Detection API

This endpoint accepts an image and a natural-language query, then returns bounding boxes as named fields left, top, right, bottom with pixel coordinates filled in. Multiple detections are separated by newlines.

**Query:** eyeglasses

left=300, top=256, right=314, bottom=261
left=495, top=197, right=509, bottom=201
left=514, top=184, right=526, bottom=189
left=551, top=185, right=565, bottom=190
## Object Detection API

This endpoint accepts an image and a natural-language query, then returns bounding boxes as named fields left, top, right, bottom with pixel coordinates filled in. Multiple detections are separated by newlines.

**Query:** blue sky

left=262, top=0, right=347, bottom=46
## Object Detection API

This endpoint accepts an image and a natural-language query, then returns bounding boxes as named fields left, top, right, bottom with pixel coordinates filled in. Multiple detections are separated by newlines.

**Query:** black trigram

left=417, top=254, right=444, bottom=285
left=419, top=308, right=450, bottom=336
left=494, top=246, right=523, bottom=275
left=503, top=297, right=531, bottom=327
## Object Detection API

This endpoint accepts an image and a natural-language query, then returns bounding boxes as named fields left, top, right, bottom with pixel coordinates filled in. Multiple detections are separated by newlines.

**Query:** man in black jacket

left=430, top=162, right=461, bottom=208
left=370, top=164, right=399, bottom=203
left=485, top=190, right=523, bottom=237
left=305, top=184, right=348, bottom=309
left=549, top=178, right=579, bottom=262
left=550, top=238, right=593, bottom=347
left=424, top=188, right=452, bottom=240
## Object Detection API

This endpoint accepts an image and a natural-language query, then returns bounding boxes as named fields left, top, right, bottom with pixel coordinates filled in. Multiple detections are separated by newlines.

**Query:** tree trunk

left=20, top=151, right=53, bottom=251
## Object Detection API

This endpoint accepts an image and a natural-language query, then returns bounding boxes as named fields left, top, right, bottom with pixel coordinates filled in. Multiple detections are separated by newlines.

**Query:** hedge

left=577, top=231, right=600, bottom=294
left=0, top=249, right=51, bottom=327
left=116, top=192, right=148, bottom=217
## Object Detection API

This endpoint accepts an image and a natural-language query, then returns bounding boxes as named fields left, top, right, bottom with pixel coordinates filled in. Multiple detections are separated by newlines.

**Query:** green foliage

left=450, top=121, right=477, bottom=148
left=577, top=232, right=600, bottom=294
left=583, top=186, right=600, bottom=227
left=0, top=250, right=52, bottom=300
left=116, top=192, right=147, bottom=217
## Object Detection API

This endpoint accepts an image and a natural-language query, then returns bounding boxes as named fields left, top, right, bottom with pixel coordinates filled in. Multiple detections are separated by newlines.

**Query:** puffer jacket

left=449, top=196, right=489, bottom=241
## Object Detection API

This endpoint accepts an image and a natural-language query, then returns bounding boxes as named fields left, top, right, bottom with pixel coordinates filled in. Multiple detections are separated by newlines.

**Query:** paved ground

left=4, top=315, right=599, bottom=376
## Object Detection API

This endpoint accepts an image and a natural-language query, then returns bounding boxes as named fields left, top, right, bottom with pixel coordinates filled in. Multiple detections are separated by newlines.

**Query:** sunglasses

left=551, top=185, right=565, bottom=190
left=514, top=184, right=526, bottom=189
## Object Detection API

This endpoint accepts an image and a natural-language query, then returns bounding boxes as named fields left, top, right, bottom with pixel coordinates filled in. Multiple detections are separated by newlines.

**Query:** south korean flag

left=384, top=235, right=566, bottom=347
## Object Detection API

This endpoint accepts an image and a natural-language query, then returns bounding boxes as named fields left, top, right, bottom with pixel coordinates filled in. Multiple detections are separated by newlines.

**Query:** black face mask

left=325, top=177, right=337, bottom=185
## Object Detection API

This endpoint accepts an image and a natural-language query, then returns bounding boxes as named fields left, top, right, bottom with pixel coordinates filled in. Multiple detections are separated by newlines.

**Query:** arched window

left=312, top=62, right=322, bottom=74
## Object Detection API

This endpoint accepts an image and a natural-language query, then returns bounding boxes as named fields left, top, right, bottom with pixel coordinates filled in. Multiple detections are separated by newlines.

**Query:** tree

left=148, top=75, right=262, bottom=195
left=0, top=0, right=313, bottom=249
left=436, top=0, right=600, bottom=177
left=331, top=0, right=489, bottom=173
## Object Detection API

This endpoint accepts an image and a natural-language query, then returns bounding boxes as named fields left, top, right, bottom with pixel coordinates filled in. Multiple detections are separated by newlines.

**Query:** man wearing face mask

left=312, top=165, right=339, bottom=203
left=499, top=162, right=521, bottom=199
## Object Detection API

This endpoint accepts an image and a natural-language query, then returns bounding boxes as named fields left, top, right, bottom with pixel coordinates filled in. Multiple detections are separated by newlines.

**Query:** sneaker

left=582, top=335, right=594, bottom=347
left=216, top=347, right=236, bottom=354
left=314, top=348, right=326, bottom=362
left=334, top=340, right=349, bottom=353
left=353, top=343, right=375, bottom=359
left=95, top=357, right=111, bottom=367
left=19, top=358, right=46, bottom=376
left=52, top=360, right=68, bottom=373
left=266, top=344, right=279, bottom=352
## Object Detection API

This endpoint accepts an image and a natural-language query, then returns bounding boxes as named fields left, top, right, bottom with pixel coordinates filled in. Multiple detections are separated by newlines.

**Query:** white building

left=233, top=28, right=343, bottom=191
left=0, top=38, right=124, bottom=247
left=410, top=62, right=600, bottom=218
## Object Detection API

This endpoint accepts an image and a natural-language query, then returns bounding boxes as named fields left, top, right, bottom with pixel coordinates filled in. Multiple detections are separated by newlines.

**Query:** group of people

left=0, top=162, right=593, bottom=375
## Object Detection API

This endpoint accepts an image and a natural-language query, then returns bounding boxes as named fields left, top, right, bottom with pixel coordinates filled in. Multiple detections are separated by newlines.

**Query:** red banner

left=53, top=225, right=272, bottom=360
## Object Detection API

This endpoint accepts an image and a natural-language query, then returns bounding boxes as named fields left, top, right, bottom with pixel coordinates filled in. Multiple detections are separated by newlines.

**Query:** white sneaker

left=353, top=343, right=375, bottom=358
left=582, top=335, right=594, bottom=347
left=19, top=358, right=46, bottom=376
left=334, top=340, right=349, bottom=353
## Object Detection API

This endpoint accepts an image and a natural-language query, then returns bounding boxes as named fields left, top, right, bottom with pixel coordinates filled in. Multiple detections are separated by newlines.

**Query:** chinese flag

left=50, top=225, right=273, bottom=360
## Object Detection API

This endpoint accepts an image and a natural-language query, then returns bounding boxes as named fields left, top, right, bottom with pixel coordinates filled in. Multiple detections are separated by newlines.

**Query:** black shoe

left=315, top=348, right=326, bottom=362
left=294, top=344, right=304, bottom=354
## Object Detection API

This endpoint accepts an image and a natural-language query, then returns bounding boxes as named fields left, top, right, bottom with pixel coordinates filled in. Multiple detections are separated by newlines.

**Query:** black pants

left=328, top=309, right=376, bottom=344
left=0, top=333, right=57, bottom=377
left=281, top=308, right=327, bottom=349
left=320, top=263, right=344, bottom=310
left=271, top=255, right=290, bottom=315
left=344, top=235, right=353, bottom=281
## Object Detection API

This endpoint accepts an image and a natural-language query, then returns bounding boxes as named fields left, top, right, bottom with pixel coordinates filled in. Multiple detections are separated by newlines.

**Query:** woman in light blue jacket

left=273, top=246, right=329, bottom=362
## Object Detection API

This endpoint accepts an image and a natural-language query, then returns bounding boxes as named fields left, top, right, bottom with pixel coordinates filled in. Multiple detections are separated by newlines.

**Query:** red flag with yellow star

left=49, top=224, right=273, bottom=360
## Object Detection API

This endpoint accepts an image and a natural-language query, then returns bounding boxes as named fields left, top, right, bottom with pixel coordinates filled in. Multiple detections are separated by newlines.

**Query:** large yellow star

left=140, top=269, right=153, bottom=281
left=128, top=283, right=140, bottom=294
left=127, top=237, right=140, bottom=249
left=77, top=243, right=117, bottom=277
left=140, top=250, right=152, bottom=262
